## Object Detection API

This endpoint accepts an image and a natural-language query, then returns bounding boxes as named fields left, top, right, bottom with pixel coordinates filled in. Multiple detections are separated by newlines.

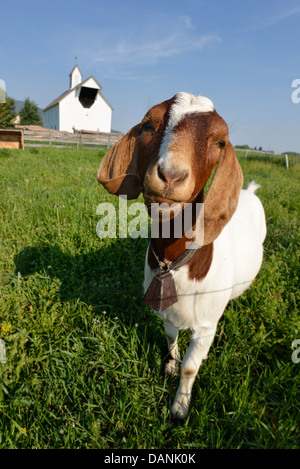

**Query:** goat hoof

left=164, top=358, right=179, bottom=377
left=171, top=407, right=188, bottom=424
left=171, top=397, right=190, bottom=423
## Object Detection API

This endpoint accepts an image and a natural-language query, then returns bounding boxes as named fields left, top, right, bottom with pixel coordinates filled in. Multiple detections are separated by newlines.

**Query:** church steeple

left=69, top=65, right=82, bottom=89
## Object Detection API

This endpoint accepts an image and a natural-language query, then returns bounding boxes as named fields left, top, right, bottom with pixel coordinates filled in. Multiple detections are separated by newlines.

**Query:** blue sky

left=1, top=0, right=299, bottom=153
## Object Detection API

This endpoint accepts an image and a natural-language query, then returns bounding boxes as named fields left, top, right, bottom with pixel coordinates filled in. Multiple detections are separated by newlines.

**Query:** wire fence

left=235, top=150, right=299, bottom=168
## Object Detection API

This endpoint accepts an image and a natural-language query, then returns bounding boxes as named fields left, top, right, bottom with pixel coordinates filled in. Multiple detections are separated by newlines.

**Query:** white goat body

left=144, top=184, right=266, bottom=419
left=97, top=92, right=267, bottom=421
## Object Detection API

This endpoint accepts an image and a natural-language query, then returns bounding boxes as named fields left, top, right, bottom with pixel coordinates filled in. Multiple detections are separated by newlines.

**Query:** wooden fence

left=21, top=128, right=123, bottom=149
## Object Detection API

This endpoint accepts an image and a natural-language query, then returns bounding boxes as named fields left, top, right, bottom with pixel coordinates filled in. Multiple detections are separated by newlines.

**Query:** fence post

left=245, top=150, right=248, bottom=159
left=285, top=154, right=289, bottom=169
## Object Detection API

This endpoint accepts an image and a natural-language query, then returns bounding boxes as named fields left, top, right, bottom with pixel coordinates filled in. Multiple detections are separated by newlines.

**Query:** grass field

left=0, top=146, right=299, bottom=449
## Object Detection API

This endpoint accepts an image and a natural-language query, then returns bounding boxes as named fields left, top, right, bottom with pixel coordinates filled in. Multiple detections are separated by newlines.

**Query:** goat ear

left=203, top=142, right=243, bottom=244
left=97, top=124, right=142, bottom=199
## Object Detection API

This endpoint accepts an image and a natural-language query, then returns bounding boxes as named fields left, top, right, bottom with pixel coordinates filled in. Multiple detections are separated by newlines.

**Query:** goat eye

left=218, top=140, right=225, bottom=148
left=142, top=121, right=155, bottom=132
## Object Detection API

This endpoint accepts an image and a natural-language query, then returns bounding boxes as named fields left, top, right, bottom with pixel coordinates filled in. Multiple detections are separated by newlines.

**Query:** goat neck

left=148, top=189, right=213, bottom=281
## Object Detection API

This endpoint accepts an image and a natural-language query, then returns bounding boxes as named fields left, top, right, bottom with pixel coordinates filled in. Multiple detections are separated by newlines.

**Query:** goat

left=97, top=92, right=266, bottom=422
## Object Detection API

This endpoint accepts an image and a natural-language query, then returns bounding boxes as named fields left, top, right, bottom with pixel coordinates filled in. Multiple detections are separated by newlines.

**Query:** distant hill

left=14, top=100, right=25, bottom=113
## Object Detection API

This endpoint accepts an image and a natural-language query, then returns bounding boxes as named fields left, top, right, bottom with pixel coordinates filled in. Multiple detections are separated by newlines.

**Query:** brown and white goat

left=97, top=92, right=266, bottom=421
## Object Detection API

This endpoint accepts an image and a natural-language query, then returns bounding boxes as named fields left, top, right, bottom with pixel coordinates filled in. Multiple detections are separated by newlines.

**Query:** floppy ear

left=203, top=141, right=243, bottom=244
left=97, top=124, right=142, bottom=199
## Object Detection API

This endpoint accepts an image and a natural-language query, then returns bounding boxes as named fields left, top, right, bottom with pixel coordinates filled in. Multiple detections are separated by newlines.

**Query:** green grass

left=0, top=147, right=299, bottom=449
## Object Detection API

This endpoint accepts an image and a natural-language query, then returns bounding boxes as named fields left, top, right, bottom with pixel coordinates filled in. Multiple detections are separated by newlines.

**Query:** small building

left=0, top=128, right=24, bottom=149
left=43, top=66, right=113, bottom=133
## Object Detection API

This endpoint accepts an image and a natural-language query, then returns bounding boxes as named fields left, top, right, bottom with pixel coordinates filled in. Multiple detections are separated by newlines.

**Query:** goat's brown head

left=97, top=92, right=243, bottom=244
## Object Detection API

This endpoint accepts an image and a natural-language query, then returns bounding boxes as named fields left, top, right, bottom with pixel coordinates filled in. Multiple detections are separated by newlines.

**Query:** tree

left=0, top=95, right=16, bottom=128
left=19, top=98, right=43, bottom=125
left=235, top=144, right=250, bottom=150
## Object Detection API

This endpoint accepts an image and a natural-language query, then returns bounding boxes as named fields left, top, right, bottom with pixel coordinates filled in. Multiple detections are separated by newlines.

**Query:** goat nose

left=157, top=165, right=187, bottom=186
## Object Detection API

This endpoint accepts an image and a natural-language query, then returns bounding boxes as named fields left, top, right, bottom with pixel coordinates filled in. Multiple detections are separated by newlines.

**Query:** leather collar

left=150, top=238, right=200, bottom=273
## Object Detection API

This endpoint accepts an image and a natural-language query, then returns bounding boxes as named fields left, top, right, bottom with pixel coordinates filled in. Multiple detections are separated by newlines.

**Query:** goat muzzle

left=157, top=164, right=188, bottom=188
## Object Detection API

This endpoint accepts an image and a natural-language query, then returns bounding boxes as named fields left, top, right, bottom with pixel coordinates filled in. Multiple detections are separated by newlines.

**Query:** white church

left=43, top=66, right=113, bottom=133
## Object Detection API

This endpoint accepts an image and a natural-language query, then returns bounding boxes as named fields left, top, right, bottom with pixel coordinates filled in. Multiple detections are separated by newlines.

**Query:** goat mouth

left=143, top=192, right=185, bottom=220
left=144, top=191, right=183, bottom=207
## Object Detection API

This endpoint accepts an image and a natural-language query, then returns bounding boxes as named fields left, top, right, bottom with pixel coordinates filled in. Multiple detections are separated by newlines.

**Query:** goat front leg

left=164, top=321, right=180, bottom=377
left=171, top=327, right=216, bottom=422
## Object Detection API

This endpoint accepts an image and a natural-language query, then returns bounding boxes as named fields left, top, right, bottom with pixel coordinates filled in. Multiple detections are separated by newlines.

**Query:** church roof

left=43, top=75, right=113, bottom=111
